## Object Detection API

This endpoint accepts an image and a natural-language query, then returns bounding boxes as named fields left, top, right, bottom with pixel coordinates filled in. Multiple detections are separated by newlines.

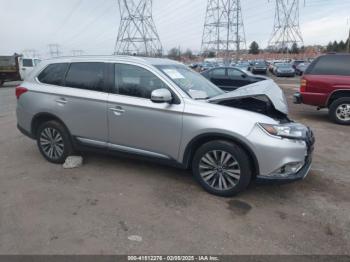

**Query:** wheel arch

left=182, top=133, right=260, bottom=178
left=31, top=112, right=70, bottom=139
left=327, top=90, right=350, bottom=107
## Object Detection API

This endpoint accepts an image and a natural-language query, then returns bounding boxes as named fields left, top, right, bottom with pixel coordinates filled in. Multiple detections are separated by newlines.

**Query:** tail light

left=300, top=79, right=307, bottom=93
left=15, top=86, right=28, bottom=99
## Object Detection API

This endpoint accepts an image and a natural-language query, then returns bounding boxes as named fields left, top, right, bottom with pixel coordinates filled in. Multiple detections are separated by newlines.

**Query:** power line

left=268, top=0, right=304, bottom=51
left=71, top=49, right=84, bottom=56
left=48, top=44, right=62, bottom=57
left=201, top=0, right=246, bottom=61
left=114, top=0, right=163, bottom=56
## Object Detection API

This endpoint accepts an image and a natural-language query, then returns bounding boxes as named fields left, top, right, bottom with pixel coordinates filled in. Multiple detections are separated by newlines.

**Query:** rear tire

left=329, top=98, right=350, bottom=125
left=192, top=140, right=252, bottom=197
left=36, top=121, right=73, bottom=164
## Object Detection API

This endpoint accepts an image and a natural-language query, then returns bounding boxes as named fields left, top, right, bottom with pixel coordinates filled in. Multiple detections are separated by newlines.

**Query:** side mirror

left=151, top=88, right=173, bottom=103
left=241, top=74, right=247, bottom=78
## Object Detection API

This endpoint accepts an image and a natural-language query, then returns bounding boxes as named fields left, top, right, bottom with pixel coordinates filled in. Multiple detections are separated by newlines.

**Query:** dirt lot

left=0, top=77, right=349, bottom=255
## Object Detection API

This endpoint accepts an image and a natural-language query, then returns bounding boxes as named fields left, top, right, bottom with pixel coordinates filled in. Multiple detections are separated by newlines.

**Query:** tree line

left=166, top=38, right=350, bottom=60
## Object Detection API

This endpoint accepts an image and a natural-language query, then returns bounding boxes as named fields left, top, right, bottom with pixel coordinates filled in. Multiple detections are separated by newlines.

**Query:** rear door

left=38, top=62, right=109, bottom=144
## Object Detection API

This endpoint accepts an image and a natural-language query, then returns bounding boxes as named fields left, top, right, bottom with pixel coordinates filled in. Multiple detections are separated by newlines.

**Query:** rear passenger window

left=115, top=64, right=168, bottom=99
left=65, top=63, right=105, bottom=91
left=38, top=63, right=69, bottom=86
left=308, top=55, right=350, bottom=76
left=210, top=68, right=226, bottom=77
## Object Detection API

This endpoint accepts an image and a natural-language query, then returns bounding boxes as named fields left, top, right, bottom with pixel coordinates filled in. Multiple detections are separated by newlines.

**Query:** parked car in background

left=269, top=60, right=283, bottom=73
left=251, top=61, right=268, bottom=74
left=16, top=56, right=314, bottom=196
left=291, top=60, right=305, bottom=69
left=295, top=62, right=310, bottom=76
left=201, top=62, right=217, bottom=72
left=273, top=63, right=295, bottom=77
left=294, top=53, right=350, bottom=125
left=0, top=54, right=41, bottom=86
left=234, top=61, right=251, bottom=71
left=201, top=67, right=268, bottom=91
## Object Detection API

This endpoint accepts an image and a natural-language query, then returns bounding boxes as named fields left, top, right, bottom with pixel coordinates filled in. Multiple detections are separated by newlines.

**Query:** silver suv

left=16, top=56, right=314, bottom=196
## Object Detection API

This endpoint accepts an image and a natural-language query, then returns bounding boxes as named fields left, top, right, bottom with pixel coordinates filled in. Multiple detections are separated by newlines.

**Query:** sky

left=0, top=0, right=349, bottom=57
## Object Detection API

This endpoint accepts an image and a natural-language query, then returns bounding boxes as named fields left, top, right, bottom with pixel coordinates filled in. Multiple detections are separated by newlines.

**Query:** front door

left=227, top=68, right=251, bottom=88
left=108, top=63, right=184, bottom=161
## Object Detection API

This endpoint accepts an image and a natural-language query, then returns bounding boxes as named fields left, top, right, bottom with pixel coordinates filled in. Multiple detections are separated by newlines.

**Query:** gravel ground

left=0, top=77, right=349, bottom=255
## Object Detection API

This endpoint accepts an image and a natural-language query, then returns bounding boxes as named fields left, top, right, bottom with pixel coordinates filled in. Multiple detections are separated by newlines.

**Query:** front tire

left=192, top=140, right=252, bottom=197
left=36, top=121, right=73, bottom=164
left=329, top=98, right=350, bottom=125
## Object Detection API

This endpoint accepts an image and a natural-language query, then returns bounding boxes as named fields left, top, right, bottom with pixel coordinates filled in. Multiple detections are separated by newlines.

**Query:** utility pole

left=23, top=49, right=40, bottom=58
left=201, top=0, right=246, bottom=62
left=347, top=28, right=350, bottom=53
left=268, top=0, right=304, bottom=54
left=48, top=44, right=62, bottom=57
left=347, top=19, right=350, bottom=53
left=114, top=0, right=162, bottom=57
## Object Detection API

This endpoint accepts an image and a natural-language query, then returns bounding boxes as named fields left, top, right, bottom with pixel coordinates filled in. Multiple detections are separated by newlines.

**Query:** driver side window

left=115, top=64, right=168, bottom=99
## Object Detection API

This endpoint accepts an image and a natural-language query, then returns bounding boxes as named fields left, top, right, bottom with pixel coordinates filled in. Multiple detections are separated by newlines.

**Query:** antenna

left=201, top=0, right=246, bottom=61
left=268, top=0, right=304, bottom=52
left=114, top=0, right=163, bottom=57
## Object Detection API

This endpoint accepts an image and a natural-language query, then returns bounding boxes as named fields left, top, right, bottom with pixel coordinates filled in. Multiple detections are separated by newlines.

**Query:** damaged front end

left=208, top=80, right=291, bottom=123
left=209, top=80, right=315, bottom=183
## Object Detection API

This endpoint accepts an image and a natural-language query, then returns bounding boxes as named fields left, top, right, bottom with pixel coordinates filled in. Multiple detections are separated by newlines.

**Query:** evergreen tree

left=249, top=41, right=260, bottom=54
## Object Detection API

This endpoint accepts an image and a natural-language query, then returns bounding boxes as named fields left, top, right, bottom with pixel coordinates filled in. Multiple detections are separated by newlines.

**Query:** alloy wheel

left=39, top=127, right=65, bottom=160
left=199, top=150, right=241, bottom=191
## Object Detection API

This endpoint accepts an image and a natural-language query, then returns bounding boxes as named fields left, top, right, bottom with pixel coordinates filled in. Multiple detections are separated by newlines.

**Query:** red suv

left=294, top=54, right=350, bottom=125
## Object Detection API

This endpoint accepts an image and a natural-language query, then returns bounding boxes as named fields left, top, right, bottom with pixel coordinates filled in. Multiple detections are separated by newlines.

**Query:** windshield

left=276, top=63, right=292, bottom=68
left=157, top=65, right=224, bottom=99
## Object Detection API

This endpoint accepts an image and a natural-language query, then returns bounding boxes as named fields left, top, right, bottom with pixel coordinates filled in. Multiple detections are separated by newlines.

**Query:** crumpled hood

left=208, top=79, right=289, bottom=115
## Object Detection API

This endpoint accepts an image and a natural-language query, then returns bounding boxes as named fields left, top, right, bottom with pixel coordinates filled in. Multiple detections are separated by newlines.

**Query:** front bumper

left=255, top=154, right=313, bottom=184
left=252, top=68, right=267, bottom=73
left=293, top=92, right=303, bottom=104
left=247, top=124, right=315, bottom=185
left=276, top=72, right=295, bottom=77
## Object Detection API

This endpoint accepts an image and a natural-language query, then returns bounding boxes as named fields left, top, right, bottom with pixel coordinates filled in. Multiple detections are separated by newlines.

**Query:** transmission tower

left=114, top=0, right=162, bottom=57
left=48, top=44, right=62, bottom=57
left=72, top=50, right=84, bottom=56
left=23, top=49, right=40, bottom=58
left=268, top=0, right=304, bottom=51
left=201, top=0, right=246, bottom=60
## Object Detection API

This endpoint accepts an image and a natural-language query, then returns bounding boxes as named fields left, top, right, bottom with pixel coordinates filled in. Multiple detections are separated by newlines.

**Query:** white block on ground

left=63, top=156, right=83, bottom=169
left=128, top=235, right=142, bottom=242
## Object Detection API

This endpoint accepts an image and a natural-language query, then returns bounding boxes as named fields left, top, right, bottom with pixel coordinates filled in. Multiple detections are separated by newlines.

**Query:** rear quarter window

left=306, top=55, right=350, bottom=76
left=37, top=63, right=69, bottom=86
left=65, top=62, right=105, bottom=91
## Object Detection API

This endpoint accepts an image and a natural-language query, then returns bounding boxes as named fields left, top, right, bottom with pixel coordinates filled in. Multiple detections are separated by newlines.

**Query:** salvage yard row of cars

left=190, top=59, right=312, bottom=77
left=12, top=53, right=349, bottom=197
